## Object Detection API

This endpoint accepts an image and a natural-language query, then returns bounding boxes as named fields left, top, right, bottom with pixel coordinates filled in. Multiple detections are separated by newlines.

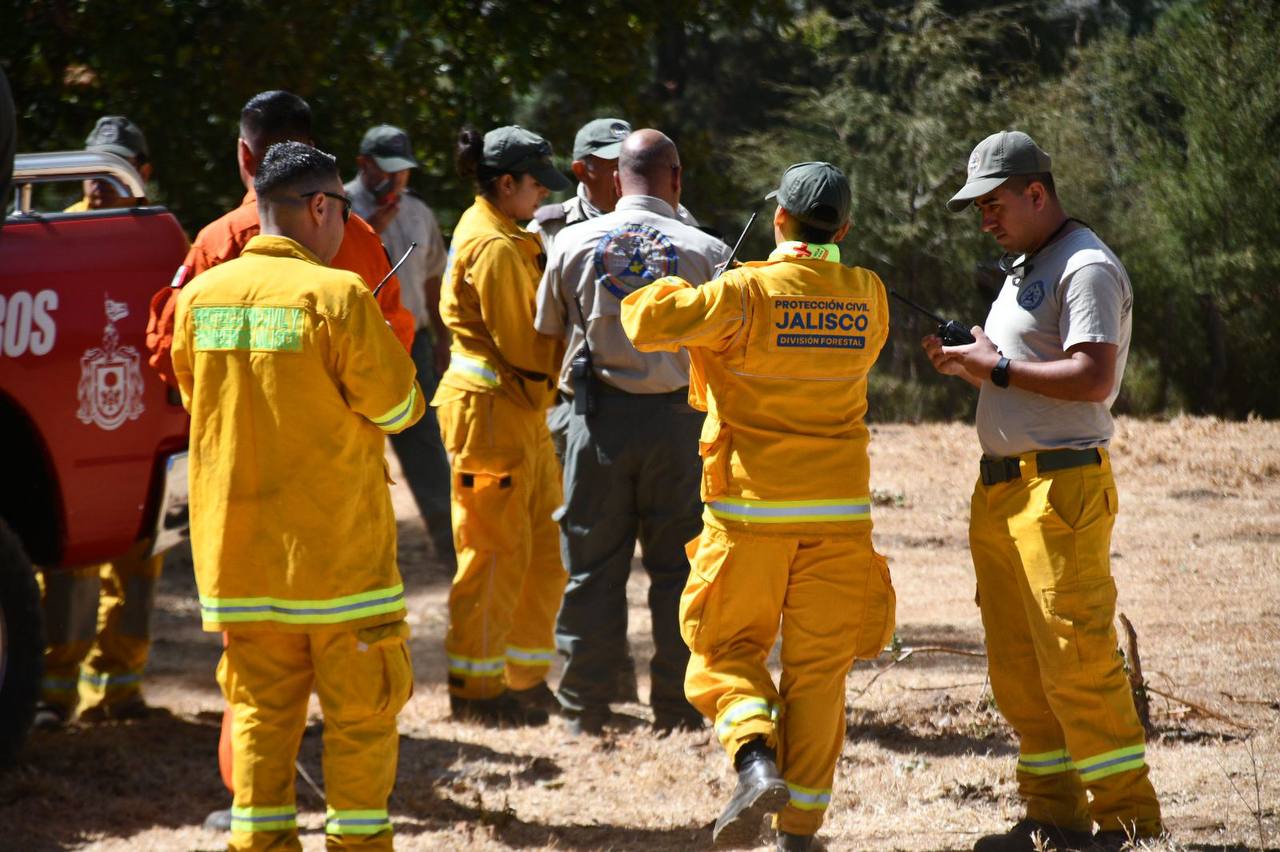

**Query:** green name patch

left=193, top=306, right=304, bottom=352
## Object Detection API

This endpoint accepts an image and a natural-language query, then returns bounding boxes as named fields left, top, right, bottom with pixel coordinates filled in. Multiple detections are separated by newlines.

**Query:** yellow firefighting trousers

left=39, top=538, right=162, bottom=714
left=970, top=449, right=1162, bottom=835
left=682, top=518, right=895, bottom=835
left=218, top=621, right=413, bottom=852
left=436, top=390, right=566, bottom=699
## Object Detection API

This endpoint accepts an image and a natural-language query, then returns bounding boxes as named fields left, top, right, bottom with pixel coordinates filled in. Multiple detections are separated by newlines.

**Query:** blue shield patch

left=592, top=223, right=679, bottom=300
left=1017, top=280, right=1045, bottom=311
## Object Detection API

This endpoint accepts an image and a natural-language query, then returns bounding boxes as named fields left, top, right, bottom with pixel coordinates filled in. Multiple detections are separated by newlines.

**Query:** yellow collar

left=769, top=241, right=841, bottom=263
left=242, top=234, right=323, bottom=265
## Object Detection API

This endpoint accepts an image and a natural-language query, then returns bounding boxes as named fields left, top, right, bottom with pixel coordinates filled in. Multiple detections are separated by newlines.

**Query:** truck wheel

left=0, top=520, right=42, bottom=767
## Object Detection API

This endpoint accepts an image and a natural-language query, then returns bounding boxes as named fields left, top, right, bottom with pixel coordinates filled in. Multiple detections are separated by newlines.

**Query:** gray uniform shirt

left=977, top=224, right=1133, bottom=456
left=535, top=195, right=729, bottom=394
left=529, top=182, right=699, bottom=257
left=345, top=178, right=447, bottom=331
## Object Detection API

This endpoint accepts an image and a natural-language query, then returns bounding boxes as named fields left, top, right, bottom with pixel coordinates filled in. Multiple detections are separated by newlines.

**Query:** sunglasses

left=298, top=190, right=352, bottom=223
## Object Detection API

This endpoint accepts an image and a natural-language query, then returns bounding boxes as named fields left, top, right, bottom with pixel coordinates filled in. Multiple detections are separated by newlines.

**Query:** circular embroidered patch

left=592, top=223, right=679, bottom=300
left=1017, top=280, right=1045, bottom=311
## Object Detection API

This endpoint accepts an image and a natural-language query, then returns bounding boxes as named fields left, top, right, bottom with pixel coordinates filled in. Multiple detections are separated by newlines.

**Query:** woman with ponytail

left=432, top=126, right=571, bottom=726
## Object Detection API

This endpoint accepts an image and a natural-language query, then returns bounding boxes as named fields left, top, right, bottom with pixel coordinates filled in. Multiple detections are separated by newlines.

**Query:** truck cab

left=0, top=151, right=190, bottom=762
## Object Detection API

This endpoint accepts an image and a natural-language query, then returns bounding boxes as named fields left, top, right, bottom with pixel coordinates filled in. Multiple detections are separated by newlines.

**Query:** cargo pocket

left=679, top=529, right=728, bottom=654
left=453, top=467, right=521, bottom=553
left=1041, top=577, right=1118, bottom=667
left=329, top=620, right=414, bottom=721
left=853, top=550, right=896, bottom=660
left=698, top=418, right=731, bottom=501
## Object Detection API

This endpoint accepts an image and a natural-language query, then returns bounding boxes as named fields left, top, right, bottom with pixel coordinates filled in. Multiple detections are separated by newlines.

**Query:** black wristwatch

left=991, top=356, right=1011, bottom=388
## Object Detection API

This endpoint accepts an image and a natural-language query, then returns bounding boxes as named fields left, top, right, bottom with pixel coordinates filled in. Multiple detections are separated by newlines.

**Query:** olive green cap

left=947, top=130, right=1052, bottom=212
left=766, top=161, right=851, bottom=230
left=483, top=125, right=570, bottom=191
left=360, top=124, right=418, bottom=172
left=85, top=116, right=148, bottom=161
left=573, top=117, right=631, bottom=161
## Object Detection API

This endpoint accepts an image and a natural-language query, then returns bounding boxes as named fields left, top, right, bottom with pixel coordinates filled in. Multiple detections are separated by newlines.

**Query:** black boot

left=777, top=830, right=814, bottom=850
left=974, top=818, right=1094, bottom=851
left=450, top=692, right=548, bottom=727
left=712, top=739, right=790, bottom=848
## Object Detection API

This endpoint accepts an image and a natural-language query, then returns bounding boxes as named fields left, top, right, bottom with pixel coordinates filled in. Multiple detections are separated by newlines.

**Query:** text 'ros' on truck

left=0, top=150, right=190, bottom=764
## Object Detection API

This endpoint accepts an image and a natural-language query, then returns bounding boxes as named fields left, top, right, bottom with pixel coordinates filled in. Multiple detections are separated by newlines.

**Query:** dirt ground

left=1, top=416, right=1277, bottom=851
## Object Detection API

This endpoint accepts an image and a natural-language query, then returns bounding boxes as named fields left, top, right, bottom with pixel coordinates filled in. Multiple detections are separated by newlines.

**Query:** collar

left=576, top=182, right=603, bottom=220
left=242, top=234, right=322, bottom=265
left=473, top=194, right=530, bottom=241
left=768, top=241, right=841, bottom=263
left=615, top=195, right=677, bottom=219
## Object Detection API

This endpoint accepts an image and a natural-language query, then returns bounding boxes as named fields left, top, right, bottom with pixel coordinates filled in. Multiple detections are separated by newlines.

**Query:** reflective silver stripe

left=447, top=654, right=506, bottom=676
left=707, top=496, right=871, bottom=524
left=505, top=645, right=556, bottom=665
left=450, top=352, right=500, bottom=387
left=714, top=697, right=776, bottom=744
left=786, top=782, right=832, bottom=810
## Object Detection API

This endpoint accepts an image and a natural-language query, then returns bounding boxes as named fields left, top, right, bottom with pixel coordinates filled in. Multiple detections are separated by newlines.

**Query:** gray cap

left=947, top=130, right=1052, bottom=212
left=483, top=125, right=571, bottom=192
left=86, top=116, right=148, bottom=161
left=573, top=117, right=631, bottom=161
left=766, top=162, right=851, bottom=230
left=360, top=124, right=419, bottom=172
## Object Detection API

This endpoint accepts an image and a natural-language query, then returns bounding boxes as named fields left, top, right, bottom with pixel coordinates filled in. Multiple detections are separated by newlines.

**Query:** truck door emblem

left=77, top=296, right=145, bottom=430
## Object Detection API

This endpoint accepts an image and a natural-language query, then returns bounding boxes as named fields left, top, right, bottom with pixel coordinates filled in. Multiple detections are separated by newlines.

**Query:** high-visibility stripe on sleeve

left=199, top=584, right=404, bottom=626
left=370, top=385, right=418, bottom=432
left=41, top=676, right=79, bottom=694
left=714, top=697, right=777, bottom=747
left=505, top=645, right=556, bottom=666
left=448, top=352, right=501, bottom=388
left=325, top=807, right=391, bottom=836
left=79, top=670, right=143, bottom=690
left=1017, top=748, right=1074, bottom=776
left=786, top=781, right=832, bottom=811
left=1074, top=744, right=1146, bottom=782
left=230, top=805, right=297, bottom=833
left=707, top=496, right=871, bottom=524
left=447, top=654, right=506, bottom=678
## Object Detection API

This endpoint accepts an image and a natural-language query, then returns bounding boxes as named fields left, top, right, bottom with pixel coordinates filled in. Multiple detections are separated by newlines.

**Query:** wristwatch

left=991, top=356, right=1011, bottom=388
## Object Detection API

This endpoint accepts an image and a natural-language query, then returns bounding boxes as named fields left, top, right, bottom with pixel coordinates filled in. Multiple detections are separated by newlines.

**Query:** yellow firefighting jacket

left=171, top=235, right=425, bottom=632
left=621, top=242, right=889, bottom=527
left=434, top=195, right=563, bottom=412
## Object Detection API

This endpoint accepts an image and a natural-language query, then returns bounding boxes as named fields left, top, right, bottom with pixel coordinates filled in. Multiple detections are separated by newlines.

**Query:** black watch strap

left=991, top=356, right=1011, bottom=388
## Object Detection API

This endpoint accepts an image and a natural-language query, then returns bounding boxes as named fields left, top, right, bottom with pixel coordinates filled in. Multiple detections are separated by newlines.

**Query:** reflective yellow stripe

left=708, top=496, right=871, bottom=524
left=447, top=654, right=506, bottom=677
left=449, top=352, right=500, bottom=387
left=1018, top=748, right=1074, bottom=776
left=230, top=805, right=296, bottom=832
left=371, top=384, right=418, bottom=432
left=325, top=807, right=391, bottom=835
left=505, top=645, right=556, bottom=665
left=715, top=697, right=777, bottom=746
left=786, top=781, right=832, bottom=810
left=1074, top=744, right=1146, bottom=782
left=200, top=584, right=404, bottom=626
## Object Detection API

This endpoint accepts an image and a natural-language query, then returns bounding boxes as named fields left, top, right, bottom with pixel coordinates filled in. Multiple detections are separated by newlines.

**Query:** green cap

left=947, top=130, right=1052, bottom=212
left=766, top=162, right=851, bottom=230
left=573, top=117, right=631, bottom=161
left=85, top=116, right=148, bottom=161
left=483, top=125, right=571, bottom=192
left=360, top=124, right=419, bottom=172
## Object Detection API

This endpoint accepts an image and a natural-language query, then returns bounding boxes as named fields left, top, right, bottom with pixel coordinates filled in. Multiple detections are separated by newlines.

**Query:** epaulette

left=534, top=203, right=568, bottom=225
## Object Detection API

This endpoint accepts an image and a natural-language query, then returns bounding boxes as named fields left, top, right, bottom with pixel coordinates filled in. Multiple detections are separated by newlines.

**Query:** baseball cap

left=483, top=126, right=571, bottom=192
left=573, top=118, right=631, bottom=161
left=946, top=130, right=1053, bottom=212
left=85, top=116, right=148, bottom=161
left=766, top=162, right=851, bottom=230
left=360, top=124, right=419, bottom=172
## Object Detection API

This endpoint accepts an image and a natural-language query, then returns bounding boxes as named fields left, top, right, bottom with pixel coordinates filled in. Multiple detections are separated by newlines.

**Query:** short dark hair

left=240, top=90, right=312, bottom=158
left=1007, top=171, right=1056, bottom=196
left=793, top=219, right=840, bottom=244
left=254, top=141, right=338, bottom=197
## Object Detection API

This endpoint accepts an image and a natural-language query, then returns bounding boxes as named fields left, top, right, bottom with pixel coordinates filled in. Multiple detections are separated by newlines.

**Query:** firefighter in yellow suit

left=171, top=142, right=423, bottom=852
left=621, top=163, right=895, bottom=852
left=433, top=126, right=571, bottom=726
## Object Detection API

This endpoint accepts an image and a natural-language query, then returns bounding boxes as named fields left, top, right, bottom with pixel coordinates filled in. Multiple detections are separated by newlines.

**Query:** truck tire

left=0, top=519, right=42, bottom=767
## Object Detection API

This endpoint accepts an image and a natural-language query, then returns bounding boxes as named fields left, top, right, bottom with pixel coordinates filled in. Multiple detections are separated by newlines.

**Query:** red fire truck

left=0, top=151, right=189, bottom=763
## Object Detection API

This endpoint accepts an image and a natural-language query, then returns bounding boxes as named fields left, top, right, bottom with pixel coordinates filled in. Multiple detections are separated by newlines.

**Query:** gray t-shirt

left=535, top=195, right=729, bottom=394
left=345, top=179, right=447, bottom=331
left=976, top=225, right=1133, bottom=456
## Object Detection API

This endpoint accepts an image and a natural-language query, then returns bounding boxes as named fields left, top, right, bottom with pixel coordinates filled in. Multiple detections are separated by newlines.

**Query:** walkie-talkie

left=569, top=295, right=596, bottom=416
left=888, top=289, right=976, bottom=346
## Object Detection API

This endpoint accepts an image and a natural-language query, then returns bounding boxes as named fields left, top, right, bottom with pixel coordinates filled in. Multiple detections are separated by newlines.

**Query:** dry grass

left=1, top=417, right=1276, bottom=851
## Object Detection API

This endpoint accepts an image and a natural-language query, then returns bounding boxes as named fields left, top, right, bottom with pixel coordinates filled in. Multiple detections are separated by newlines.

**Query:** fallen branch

left=1145, top=685, right=1255, bottom=731
left=1119, top=613, right=1153, bottom=736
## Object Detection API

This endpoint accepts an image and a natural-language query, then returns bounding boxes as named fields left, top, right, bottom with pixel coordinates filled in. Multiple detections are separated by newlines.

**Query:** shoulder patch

left=534, top=203, right=568, bottom=224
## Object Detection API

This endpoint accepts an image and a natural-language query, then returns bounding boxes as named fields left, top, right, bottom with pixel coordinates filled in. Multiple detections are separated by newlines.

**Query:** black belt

left=595, top=382, right=688, bottom=400
left=979, top=448, right=1102, bottom=486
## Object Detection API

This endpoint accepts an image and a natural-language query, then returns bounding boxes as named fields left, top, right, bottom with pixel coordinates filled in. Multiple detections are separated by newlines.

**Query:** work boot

left=777, top=831, right=815, bottom=851
left=31, top=701, right=71, bottom=731
left=1089, top=829, right=1164, bottom=851
left=974, top=818, right=1094, bottom=851
left=712, top=739, right=790, bottom=848
left=78, top=693, right=153, bottom=723
left=203, top=806, right=232, bottom=831
left=450, top=692, right=548, bottom=727
left=563, top=707, right=612, bottom=737
left=511, top=681, right=560, bottom=715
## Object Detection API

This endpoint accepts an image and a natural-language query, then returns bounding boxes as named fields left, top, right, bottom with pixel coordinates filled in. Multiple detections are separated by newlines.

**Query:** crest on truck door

left=77, top=295, right=145, bottom=430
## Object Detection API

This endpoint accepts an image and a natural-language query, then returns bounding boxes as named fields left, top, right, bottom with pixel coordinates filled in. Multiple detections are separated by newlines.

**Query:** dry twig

left=850, top=645, right=987, bottom=704
left=1119, top=613, right=1153, bottom=736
